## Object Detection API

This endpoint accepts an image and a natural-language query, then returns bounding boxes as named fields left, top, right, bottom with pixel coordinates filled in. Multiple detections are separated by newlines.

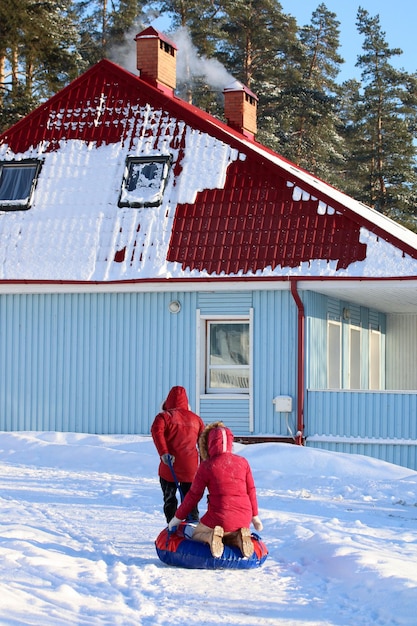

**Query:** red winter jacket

left=151, top=386, right=205, bottom=483
left=175, top=424, right=259, bottom=532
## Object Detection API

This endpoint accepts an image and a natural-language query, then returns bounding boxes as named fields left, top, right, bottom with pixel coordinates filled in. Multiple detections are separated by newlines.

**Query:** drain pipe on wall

left=290, top=279, right=305, bottom=445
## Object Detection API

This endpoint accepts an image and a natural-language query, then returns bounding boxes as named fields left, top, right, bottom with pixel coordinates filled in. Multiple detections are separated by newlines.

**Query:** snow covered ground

left=0, top=432, right=416, bottom=625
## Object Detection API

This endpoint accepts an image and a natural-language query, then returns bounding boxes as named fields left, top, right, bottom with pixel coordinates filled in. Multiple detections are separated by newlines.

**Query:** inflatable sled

left=155, top=522, right=268, bottom=570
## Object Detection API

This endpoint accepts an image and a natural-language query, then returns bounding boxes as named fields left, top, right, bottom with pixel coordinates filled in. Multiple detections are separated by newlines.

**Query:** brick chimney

left=223, top=81, right=258, bottom=140
left=135, top=27, right=177, bottom=96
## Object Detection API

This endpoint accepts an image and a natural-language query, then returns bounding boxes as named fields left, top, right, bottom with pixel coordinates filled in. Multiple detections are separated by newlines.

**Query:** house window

left=369, top=329, right=381, bottom=390
left=0, top=160, right=42, bottom=210
left=349, top=326, right=361, bottom=389
left=118, top=155, right=172, bottom=208
left=328, top=320, right=341, bottom=389
left=206, top=321, right=250, bottom=393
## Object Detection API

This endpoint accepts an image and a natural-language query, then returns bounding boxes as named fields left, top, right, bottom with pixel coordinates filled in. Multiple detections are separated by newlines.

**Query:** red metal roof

left=168, top=159, right=366, bottom=274
left=0, top=58, right=415, bottom=279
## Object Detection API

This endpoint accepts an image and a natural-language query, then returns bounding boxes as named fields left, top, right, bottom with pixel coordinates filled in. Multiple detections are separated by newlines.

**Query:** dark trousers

left=159, top=477, right=199, bottom=523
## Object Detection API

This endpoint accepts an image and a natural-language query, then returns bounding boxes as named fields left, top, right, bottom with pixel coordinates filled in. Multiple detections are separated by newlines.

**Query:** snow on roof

left=1, top=58, right=417, bottom=284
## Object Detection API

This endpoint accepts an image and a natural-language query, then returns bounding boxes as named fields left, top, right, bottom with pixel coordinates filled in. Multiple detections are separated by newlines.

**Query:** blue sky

left=280, top=1, right=417, bottom=82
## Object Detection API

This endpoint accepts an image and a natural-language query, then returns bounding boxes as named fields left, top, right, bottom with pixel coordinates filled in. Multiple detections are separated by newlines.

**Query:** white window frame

left=118, top=155, right=172, bottom=208
left=0, top=159, right=42, bottom=210
left=197, top=312, right=253, bottom=397
left=369, top=328, right=381, bottom=390
left=348, top=325, right=361, bottom=389
left=327, top=319, right=341, bottom=389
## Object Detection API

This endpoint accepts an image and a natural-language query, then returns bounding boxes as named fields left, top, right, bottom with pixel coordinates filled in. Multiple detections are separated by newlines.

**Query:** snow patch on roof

left=0, top=128, right=240, bottom=281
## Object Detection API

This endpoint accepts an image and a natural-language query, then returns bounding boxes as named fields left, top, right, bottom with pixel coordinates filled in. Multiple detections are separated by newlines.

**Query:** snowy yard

left=0, top=432, right=416, bottom=625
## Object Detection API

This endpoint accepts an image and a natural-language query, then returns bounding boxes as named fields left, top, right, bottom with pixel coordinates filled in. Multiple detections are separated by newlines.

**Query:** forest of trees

left=1, top=0, right=417, bottom=230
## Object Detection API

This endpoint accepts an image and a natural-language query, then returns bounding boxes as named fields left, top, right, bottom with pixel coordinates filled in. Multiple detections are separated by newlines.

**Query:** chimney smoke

left=171, top=27, right=234, bottom=91
left=109, top=24, right=258, bottom=138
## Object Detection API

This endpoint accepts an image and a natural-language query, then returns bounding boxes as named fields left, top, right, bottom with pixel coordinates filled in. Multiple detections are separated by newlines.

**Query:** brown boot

left=224, top=527, right=254, bottom=558
left=239, top=528, right=254, bottom=558
left=209, top=526, right=225, bottom=558
left=192, top=523, right=224, bottom=558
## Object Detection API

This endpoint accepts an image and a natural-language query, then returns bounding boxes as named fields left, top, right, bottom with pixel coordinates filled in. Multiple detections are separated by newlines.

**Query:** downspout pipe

left=290, top=279, right=305, bottom=445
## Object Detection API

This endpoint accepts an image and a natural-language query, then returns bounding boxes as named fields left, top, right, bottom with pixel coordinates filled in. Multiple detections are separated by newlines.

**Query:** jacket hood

left=199, top=421, right=234, bottom=460
left=162, top=386, right=189, bottom=411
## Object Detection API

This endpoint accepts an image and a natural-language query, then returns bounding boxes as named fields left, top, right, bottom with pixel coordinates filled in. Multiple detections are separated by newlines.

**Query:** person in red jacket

left=151, top=386, right=205, bottom=523
left=168, top=421, right=263, bottom=558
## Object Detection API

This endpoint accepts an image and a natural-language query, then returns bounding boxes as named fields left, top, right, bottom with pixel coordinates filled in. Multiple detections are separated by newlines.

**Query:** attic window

left=0, top=160, right=42, bottom=211
left=118, top=155, right=172, bottom=208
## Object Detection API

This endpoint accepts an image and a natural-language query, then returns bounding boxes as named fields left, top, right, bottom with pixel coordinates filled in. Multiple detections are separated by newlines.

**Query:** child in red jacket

left=151, top=386, right=205, bottom=523
left=168, top=421, right=263, bottom=558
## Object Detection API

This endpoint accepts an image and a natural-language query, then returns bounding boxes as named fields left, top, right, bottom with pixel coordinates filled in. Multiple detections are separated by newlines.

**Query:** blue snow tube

left=155, top=523, right=268, bottom=570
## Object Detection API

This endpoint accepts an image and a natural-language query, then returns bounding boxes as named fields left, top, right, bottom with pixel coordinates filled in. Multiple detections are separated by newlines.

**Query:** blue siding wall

left=307, top=390, right=417, bottom=470
left=1, top=287, right=415, bottom=471
left=0, top=288, right=298, bottom=437
left=0, top=291, right=198, bottom=433
left=252, top=290, right=297, bottom=436
left=197, top=291, right=253, bottom=315
left=199, top=398, right=250, bottom=433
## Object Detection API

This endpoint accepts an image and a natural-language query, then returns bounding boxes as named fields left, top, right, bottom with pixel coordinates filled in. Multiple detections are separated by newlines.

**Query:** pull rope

left=166, top=454, right=184, bottom=502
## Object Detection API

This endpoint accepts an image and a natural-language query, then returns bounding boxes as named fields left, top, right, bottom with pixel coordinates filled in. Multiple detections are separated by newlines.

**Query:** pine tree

left=344, top=8, right=417, bottom=228
left=335, top=78, right=365, bottom=197
left=75, top=0, right=152, bottom=66
left=217, top=0, right=301, bottom=89
left=0, top=0, right=83, bottom=132
left=254, top=4, right=344, bottom=186
left=0, top=0, right=21, bottom=113
left=214, top=0, right=303, bottom=150
left=268, top=3, right=345, bottom=184
left=157, top=0, right=224, bottom=58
